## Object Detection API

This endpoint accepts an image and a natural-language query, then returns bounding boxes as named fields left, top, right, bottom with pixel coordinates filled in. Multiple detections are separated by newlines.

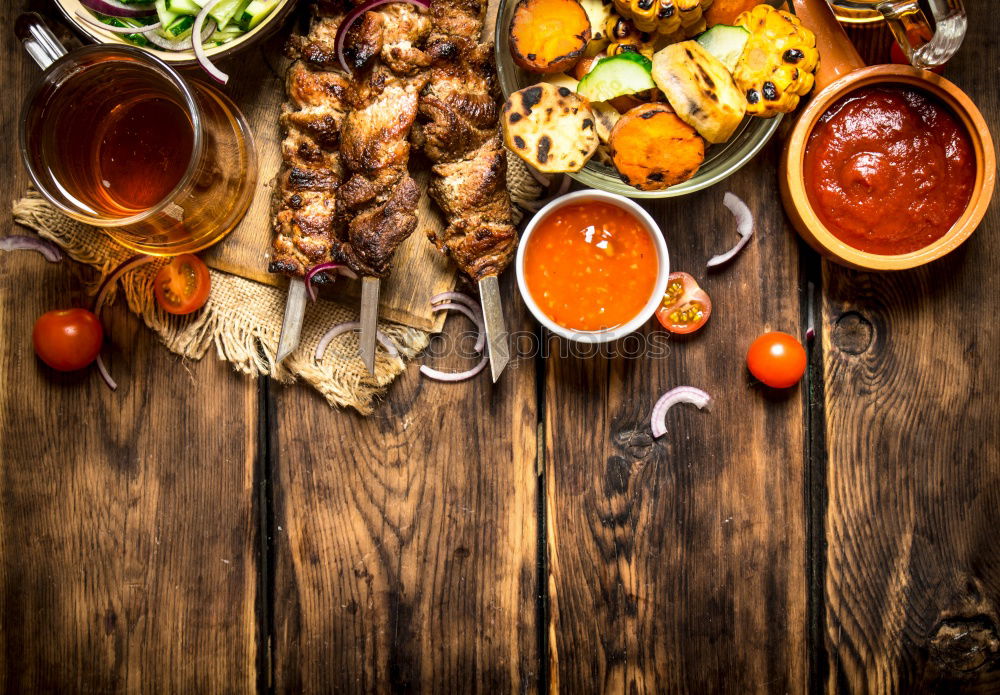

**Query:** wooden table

left=2, top=2, right=998, bottom=692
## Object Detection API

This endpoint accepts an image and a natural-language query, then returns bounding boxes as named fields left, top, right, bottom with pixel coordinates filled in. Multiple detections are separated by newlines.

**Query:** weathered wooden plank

left=270, top=277, right=539, bottom=693
left=820, top=9, right=1000, bottom=691
left=0, top=5, right=260, bottom=689
left=545, top=145, right=809, bottom=693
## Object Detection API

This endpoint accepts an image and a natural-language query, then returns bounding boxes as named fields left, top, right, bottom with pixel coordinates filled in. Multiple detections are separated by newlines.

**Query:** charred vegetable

left=510, top=0, right=592, bottom=74
left=733, top=4, right=818, bottom=117
left=502, top=83, right=599, bottom=173
left=608, top=102, right=705, bottom=189
left=604, top=15, right=655, bottom=59
left=652, top=40, right=746, bottom=144
left=612, top=0, right=708, bottom=37
left=580, top=0, right=615, bottom=55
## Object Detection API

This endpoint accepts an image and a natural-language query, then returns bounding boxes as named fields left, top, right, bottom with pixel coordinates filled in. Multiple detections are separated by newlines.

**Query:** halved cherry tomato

left=746, top=331, right=806, bottom=388
left=32, top=308, right=103, bottom=371
left=154, top=254, right=211, bottom=315
left=655, top=271, right=712, bottom=334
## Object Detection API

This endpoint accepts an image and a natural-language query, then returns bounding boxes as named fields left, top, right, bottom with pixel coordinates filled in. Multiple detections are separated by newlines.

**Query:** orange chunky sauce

left=523, top=201, right=659, bottom=331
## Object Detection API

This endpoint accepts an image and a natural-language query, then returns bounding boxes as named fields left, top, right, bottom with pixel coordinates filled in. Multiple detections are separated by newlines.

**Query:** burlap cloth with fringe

left=11, top=160, right=543, bottom=415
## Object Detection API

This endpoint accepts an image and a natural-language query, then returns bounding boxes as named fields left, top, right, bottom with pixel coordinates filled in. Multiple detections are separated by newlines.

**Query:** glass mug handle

left=15, top=13, right=68, bottom=71
left=878, top=0, right=967, bottom=69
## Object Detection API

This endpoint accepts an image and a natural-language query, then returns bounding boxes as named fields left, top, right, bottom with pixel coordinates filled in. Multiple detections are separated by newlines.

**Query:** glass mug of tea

left=16, top=13, right=257, bottom=256
left=829, top=0, right=966, bottom=69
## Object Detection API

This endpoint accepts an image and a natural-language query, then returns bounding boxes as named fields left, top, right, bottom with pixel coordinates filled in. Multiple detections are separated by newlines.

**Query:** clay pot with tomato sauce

left=779, top=0, right=995, bottom=270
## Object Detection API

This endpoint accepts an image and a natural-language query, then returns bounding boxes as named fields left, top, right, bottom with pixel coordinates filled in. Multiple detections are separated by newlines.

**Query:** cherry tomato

left=890, top=41, right=945, bottom=74
left=32, top=309, right=104, bottom=371
left=655, top=271, right=712, bottom=334
left=154, top=254, right=211, bottom=315
left=746, top=331, right=806, bottom=388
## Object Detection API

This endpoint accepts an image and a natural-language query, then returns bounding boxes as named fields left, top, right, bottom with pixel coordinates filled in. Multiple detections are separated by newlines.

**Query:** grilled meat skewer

left=416, top=0, right=518, bottom=283
left=269, top=3, right=351, bottom=279
left=334, top=3, right=431, bottom=278
left=416, top=0, right=517, bottom=379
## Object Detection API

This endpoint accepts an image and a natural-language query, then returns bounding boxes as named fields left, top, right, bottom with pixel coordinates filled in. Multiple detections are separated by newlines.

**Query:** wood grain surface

left=0, top=6, right=260, bottom=690
left=545, top=147, right=809, bottom=693
left=820, top=7, right=1000, bottom=692
left=269, top=276, right=539, bottom=693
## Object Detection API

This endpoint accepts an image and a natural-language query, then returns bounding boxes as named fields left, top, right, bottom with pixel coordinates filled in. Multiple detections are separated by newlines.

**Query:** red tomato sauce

left=524, top=201, right=659, bottom=331
left=804, top=85, right=975, bottom=255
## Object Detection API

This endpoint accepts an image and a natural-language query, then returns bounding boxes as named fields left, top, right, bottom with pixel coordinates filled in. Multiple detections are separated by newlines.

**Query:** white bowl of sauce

left=516, top=190, right=670, bottom=343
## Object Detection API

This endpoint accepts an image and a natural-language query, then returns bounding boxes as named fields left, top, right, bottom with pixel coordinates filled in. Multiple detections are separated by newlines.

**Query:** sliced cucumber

left=695, top=24, right=750, bottom=73
left=577, top=52, right=656, bottom=102
left=163, top=14, right=195, bottom=39
left=238, top=0, right=278, bottom=30
left=166, top=0, right=202, bottom=13
left=154, top=0, right=179, bottom=28
left=210, top=0, right=250, bottom=29
left=96, top=14, right=153, bottom=47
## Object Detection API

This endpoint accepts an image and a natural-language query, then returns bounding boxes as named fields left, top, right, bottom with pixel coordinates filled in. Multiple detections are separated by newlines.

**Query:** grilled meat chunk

left=417, top=0, right=518, bottom=282
left=331, top=3, right=432, bottom=278
left=270, top=18, right=351, bottom=278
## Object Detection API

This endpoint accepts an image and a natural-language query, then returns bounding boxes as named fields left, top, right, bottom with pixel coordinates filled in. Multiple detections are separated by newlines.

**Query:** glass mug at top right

left=828, top=0, right=966, bottom=69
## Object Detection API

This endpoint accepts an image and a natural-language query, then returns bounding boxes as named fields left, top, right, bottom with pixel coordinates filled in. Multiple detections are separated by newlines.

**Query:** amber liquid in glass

left=96, top=96, right=193, bottom=213
left=24, top=50, right=256, bottom=255
left=33, top=59, right=194, bottom=220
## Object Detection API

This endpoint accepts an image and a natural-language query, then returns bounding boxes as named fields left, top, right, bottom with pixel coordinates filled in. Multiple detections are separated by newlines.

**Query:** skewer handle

left=359, top=277, right=380, bottom=375
left=478, top=275, right=510, bottom=383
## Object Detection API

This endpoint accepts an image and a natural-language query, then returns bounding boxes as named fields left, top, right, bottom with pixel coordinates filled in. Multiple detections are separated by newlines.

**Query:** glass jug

left=828, top=0, right=967, bottom=69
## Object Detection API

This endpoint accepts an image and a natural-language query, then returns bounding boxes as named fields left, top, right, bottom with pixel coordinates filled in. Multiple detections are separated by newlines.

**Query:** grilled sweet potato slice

left=510, top=0, right=592, bottom=74
left=609, top=102, right=705, bottom=190
left=705, top=0, right=759, bottom=27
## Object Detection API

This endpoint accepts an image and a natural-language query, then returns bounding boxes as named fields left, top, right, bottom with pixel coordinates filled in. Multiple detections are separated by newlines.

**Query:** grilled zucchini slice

left=651, top=40, right=746, bottom=144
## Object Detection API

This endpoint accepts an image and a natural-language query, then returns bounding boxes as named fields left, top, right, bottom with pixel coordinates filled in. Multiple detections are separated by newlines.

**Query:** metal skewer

left=359, top=276, right=380, bottom=374
left=478, top=275, right=509, bottom=382
left=275, top=278, right=307, bottom=365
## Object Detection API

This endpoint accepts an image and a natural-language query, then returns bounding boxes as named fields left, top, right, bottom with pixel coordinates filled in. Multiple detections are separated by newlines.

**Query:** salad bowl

left=55, top=0, right=294, bottom=66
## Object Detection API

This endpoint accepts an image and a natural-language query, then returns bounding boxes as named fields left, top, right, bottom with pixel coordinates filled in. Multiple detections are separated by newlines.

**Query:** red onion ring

left=430, top=291, right=479, bottom=313
left=95, top=355, right=118, bottom=391
left=80, top=0, right=156, bottom=18
left=430, top=302, right=485, bottom=353
left=0, top=235, right=63, bottom=262
left=304, top=262, right=359, bottom=302
left=144, top=18, right=215, bottom=51
left=650, top=386, right=712, bottom=439
left=75, top=11, right=161, bottom=34
left=193, top=0, right=227, bottom=83
left=315, top=321, right=398, bottom=361
left=91, top=255, right=157, bottom=392
left=93, top=255, right=158, bottom=316
left=334, top=0, right=430, bottom=74
left=420, top=355, right=488, bottom=382
left=707, top=192, right=754, bottom=269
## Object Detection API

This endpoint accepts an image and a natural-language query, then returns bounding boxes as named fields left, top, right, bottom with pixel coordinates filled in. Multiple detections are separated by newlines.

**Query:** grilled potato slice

left=502, top=83, right=599, bottom=173
left=651, top=40, right=746, bottom=144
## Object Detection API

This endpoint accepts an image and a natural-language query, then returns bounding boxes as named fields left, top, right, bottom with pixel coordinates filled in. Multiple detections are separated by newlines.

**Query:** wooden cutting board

left=197, top=13, right=466, bottom=333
